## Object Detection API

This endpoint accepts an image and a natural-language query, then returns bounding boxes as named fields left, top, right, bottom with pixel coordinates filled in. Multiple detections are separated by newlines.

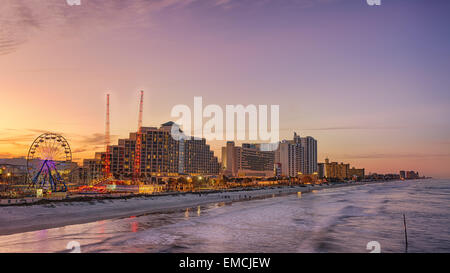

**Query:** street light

left=6, top=172, right=11, bottom=184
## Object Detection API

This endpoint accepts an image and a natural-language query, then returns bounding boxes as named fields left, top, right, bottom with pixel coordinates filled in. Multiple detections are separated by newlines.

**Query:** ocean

left=0, top=179, right=449, bottom=253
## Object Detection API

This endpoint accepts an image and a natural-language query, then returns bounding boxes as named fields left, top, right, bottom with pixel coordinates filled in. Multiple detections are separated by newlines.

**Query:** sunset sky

left=1, top=0, right=449, bottom=178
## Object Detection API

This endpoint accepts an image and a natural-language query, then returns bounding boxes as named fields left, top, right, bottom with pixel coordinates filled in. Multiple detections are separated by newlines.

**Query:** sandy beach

left=0, top=182, right=377, bottom=236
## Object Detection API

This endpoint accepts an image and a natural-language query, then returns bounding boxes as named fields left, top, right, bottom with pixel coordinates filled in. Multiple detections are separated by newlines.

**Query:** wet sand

left=0, top=182, right=378, bottom=236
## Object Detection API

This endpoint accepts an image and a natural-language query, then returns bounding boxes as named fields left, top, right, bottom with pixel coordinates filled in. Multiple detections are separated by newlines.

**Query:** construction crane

left=133, top=90, right=144, bottom=183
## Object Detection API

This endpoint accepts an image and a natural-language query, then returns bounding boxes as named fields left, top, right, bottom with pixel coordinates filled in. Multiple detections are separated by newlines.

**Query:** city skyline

left=1, top=0, right=450, bottom=178
left=0, top=114, right=433, bottom=178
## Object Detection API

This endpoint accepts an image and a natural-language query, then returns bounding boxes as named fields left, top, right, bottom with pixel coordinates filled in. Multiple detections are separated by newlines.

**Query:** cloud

left=0, top=152, right=14, bottom=158
left=0, top=0, right=336, bottom=55
left=0, top=129, right=64, bottom=151
left=301, top=125, right=404, bottom=131
left=339, top=153, right=450, bottom=160
left=70, top=132, right=119, bottom=154
left=76, top=133, right=105, bottom=146
left=0, top=134, right=37, bottom=146
left=72, top=148, right=88, bottom=154
left=0, top=0, right=218, bottom=55
left=0, top=0, right=54, bottom=55
left=0, top=130, right=109, bottom=161
left=0, top=129, right=60, bottom=143
left=0, top=38, right=25, bottom=56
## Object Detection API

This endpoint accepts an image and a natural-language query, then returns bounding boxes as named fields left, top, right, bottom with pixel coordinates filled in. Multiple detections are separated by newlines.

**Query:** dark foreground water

left=0, top=179, right=449, bottom=253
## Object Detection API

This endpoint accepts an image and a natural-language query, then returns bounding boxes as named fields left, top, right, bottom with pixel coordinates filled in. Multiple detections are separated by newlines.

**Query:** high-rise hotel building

left=275, top=132, right=304, bottom=177
left=274, top=133, right=317, bottom=177
left=300, top=136, right=318, bottom=174
left=222, top=142, right=275, bottom=177
left=84, top=122, right=220, bottom=180
left=221, top=133, right=318, bottom=178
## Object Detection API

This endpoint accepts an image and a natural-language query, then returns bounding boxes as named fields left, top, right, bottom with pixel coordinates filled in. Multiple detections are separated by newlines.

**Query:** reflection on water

left=0, top=179, right=449, bottom=253
left=129, top=217, right=138, bottom=233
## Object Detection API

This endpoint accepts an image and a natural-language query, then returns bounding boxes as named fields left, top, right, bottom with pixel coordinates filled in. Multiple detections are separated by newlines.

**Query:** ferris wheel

left=26, top=133, right=72, bottom=192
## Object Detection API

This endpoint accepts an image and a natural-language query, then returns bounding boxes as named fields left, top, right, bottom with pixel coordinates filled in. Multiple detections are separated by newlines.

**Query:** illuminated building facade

left=82, top=156, right=103, bottom=180
left=222, top=141, right=275, bottom=177
left=348, top=167, right=365, bottom=180
left=183, top=138, right=219, bottom=176
left=300, top=136, right=318, bottom=174
left=275, top=132, right=304, bottom=177
left=84, top=122, right=220, bottom=180
left=321, top=158, right=365, bottom=181
left=323, top=158, right=350, bottom=180
left=399, top=170, right=420, bottom=180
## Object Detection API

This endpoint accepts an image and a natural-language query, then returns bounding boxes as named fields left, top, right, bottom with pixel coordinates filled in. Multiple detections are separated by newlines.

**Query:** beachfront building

left=323, top=158, right=350, bottom=180
left=274, top=132, right=304, bottom=177
left=399, top=170, right=419, bottom=180
left=82, top=156, right=103, bottom=180
left=301, top=136, right=318, bottom=174
left=406, top=171, right=419, bottom=179
left=0, top=158, right=28, bottom=184
left=348, top=167, right=365, bottom=180
left=321, top=158, right=365, bottom=181
left=318, top=162, right=325, bottom=178
left=222, top=141, right=275, bottom=177
left=83, top=122, right=220, bottom=181
left=183, top=137, right=220, bottom=176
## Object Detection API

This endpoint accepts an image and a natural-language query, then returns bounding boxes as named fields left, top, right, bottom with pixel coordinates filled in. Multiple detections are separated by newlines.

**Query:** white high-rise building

left=275, top=132, right=303, bottom=177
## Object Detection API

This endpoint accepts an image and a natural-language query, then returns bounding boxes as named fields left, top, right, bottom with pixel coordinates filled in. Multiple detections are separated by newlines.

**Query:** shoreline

left=0, top=180, right=399, bottom=236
